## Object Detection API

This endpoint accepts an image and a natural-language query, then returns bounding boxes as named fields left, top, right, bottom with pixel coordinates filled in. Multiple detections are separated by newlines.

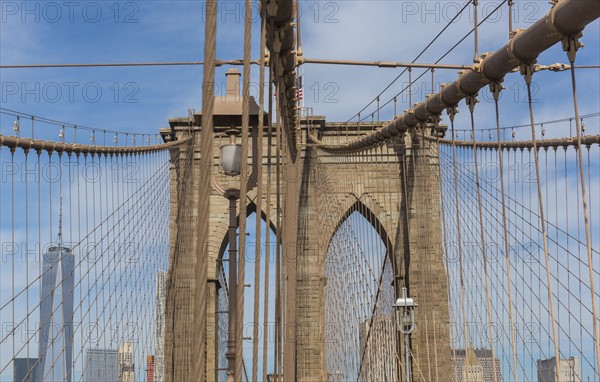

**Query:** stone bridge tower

left=292, top=122, right=452, bottom=381
left=160, top=70, right=451, bottom=381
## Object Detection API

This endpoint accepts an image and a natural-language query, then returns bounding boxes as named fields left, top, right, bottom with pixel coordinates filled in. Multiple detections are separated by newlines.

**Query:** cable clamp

left=519, top=63, right=535, bottom=86
left=465, top=94, right=479, bottom=114
left=488, top=80, right=505, bottom=103
left=561, top=33, right=583, bottom=64
left=446, top=105, right=459, bottom=124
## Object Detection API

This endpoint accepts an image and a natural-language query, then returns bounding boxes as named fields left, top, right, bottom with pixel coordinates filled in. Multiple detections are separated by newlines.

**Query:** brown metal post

left=225, top=189, right=239, bottom=382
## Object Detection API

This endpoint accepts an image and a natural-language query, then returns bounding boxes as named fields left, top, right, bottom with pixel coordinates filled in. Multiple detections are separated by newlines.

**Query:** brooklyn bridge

left=0, top=0, right=599, bottom=381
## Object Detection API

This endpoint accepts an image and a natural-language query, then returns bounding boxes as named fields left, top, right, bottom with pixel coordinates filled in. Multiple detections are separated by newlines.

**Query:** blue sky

left=1, top=1, right=599, bottom=381
left=0, top=1, right=597, bottom=136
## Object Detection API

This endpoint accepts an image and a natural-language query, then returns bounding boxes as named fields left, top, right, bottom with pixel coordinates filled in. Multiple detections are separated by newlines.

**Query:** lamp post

left=221, top=131, right=242, bottom=382
left=187, top=67, right=263, bottom=380
left=394, top=287, right=417, bottom=382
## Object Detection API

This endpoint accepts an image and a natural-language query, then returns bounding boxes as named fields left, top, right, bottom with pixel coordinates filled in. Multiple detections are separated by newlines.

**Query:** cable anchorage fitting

left=446, top=105, right=459, bottom=124
left=465, top=94, right=478, bottom=114
left=562, top=33, right=583, bottom=64
left=489, top=80, right=504, bottom=103
left=519, top=62, right=536, bottom=86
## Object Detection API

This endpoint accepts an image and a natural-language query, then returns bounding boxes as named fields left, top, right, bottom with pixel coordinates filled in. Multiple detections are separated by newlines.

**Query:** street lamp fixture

left=221, top=130, right=243, bottom=177
left=394, top=287, right=417, bottom=382
left=222, top=126, right=242, bottom=382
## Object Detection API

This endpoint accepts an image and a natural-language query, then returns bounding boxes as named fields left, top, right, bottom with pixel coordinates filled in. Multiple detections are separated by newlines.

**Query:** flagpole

left=302, top=65, right=305, bottom=109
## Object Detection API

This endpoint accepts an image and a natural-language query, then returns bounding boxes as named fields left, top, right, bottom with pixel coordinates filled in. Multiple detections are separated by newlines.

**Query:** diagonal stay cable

left=346, top=0, right=472, bottom=123
left=364, top=0, right=509, bottom=124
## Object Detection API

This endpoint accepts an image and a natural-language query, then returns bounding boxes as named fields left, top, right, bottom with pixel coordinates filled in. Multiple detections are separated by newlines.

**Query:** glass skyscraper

left=84, top=348, right=119, bottom=382
left=13, top=358, right=39, bottom=382
left=38, top=245, right=74, bottom=382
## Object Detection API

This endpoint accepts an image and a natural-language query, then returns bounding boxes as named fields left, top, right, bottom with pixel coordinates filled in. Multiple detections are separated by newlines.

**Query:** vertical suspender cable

left=275, top=80, right=282, bottom=379
left=252, top=8, right=267, bottom=380
left=490, top=82, right=519, bottom=381
left=400, top=133, right=413, bottom=378
left=439, top=143, right=457, bottom=382
left=263, top=22, right=275, bottom=379
left=508, top=0, right=514, bottom=37
left=400, top=137, right=412, bottom=292
left=447, top=108, right=470, bottom=351
left=97, top=151, right=105, bottom=353
left=75, top=150, right=83, bottom=382
left=11, top=148, right=15, bottom=367
left=25, top=149, right=30, bottom=365
left=296, top=0, right=302, bottom=56
left=193, top=0, right=217, bottom=379
left=68, top=151, right=75, bottom=376
left=383, top=143, right=401, bottom=380
left=420, top=131, right=432, bottom=382
left=466, top=96, right=498, bottom=382
left=36, top=150, right=43, bottom=380
left=408, top=69, right=413, bottom=108
left=236, top=0, right=253, bottom=374
left=47, top=150, right=54, bottom=381
left=522, top=64, right=562, bottom=381
left=565, top=38, right=600, bottom=375
left=473, top=0, right=479, bottom=63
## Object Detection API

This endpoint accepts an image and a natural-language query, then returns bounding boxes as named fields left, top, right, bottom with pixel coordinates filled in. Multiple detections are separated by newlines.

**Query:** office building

left=154, top=271, right=167, bottom=382
left=452, top=346, right=502, bottom=382
left=13, top=358, right=38, bottom=382
left=84, top=348, right=118, bottom=382
left=118, top=341, right=135, bottom=382
left=146, top=355, right=155, bottom=382
left=462, top=346, right=485, bottom=382
left=38, top=244, right=75, bottom=382
left=537, top=356, right=581, bottom=382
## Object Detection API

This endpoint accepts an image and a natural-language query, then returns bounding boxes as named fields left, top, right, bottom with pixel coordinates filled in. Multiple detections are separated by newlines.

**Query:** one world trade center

left=38, top=206, right=74, bottom=382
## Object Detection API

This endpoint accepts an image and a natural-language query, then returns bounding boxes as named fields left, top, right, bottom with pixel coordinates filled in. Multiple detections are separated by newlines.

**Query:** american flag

left=296, top=75, right=303, bottom=100
left=272, top=75, right=303, bottom=100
